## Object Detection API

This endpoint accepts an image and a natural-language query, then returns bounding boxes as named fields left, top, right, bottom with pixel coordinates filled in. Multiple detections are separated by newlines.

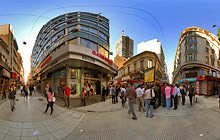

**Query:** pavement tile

left=0, top=126, right=10, bottom=134
left=32, top=122, right=45, bottom=128
left=7, top=128, right=22, bottom=136
left=51, top=129, right=68, bottom=140
left=0, top=133, right=6, bottom=140
left=22, top=128, right=35, bottom=136
left=37, top=134, right=57, bottom=140
left=3, top=135, right=20, bottom=140
left=22, top=123, right=33, bottom=129
left=33, top=127, right=49, bottom=136
left=21, top=136, right=38, bottom=140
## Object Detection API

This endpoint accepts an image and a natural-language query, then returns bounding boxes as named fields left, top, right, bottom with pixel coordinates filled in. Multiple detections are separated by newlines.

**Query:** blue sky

left=1, top=0, right=220, bottom=82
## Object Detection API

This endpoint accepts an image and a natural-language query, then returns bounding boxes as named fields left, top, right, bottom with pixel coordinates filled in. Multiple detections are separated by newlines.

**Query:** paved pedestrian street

left=0, top=93, right=219, bottom=140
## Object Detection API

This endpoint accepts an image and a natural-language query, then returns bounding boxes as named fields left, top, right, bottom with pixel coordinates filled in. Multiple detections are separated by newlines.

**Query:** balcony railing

left=0, top=59, right=10, bottom=71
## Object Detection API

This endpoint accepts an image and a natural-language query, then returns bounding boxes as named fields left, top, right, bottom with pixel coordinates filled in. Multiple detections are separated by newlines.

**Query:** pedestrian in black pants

left=181, top=85, right=186, bottom=105
left=115, top=86, right=120, bottom=103
left=45, top=88, right=54, bottom=115
left=101, top=86, right=106, bottom=102
left=173, top=84, right=179, bottom=110
left=110, top=85, right=116, bottom=104
left=188, top=85, right=194, bottom=106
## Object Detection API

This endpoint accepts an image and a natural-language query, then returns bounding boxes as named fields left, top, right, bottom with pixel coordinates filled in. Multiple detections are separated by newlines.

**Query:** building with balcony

left=137, top=39, right=168, bottom=78
left=172, top=26, right=220, bottom=95
left=0, top=24, right=20, bottom=88
left=31, top=12, right=117, bottom=97
left=115, top=51, right=165, bottom=84
left=116, top=31, right=133, bottom=58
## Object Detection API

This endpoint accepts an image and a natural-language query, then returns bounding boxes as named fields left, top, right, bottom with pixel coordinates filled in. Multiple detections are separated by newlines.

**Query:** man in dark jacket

left=153, top=83, right=160, bottom=108
left=125, top=83, right=137, bottom=120
left=188, top=85, right=194, bottom=106
left=9, top=84, right=16, bottom=111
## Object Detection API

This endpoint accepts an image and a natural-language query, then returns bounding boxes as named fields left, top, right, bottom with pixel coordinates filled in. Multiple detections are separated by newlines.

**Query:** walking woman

left=8, top=84, right=16, bottom=111
left=24, top=86, right=28, bottom=100
left=144, top=85, right=155, bottom=118
left=44, top=88, right=54, bottom=115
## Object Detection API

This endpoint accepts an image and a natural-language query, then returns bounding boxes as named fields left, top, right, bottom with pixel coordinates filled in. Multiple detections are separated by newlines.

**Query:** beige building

left=115, top=51, right=165, bottom=84
left=116, top=31, right=133, bottom=58
left=114, top=55, right=128, bottom=69
left=172, top=26, right=220, bottom=95
left=0, top=24, right=20, bottom=86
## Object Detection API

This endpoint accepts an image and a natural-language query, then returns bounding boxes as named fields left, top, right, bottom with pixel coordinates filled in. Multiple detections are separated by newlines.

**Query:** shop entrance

left=84, top=79, right=101, bottom=95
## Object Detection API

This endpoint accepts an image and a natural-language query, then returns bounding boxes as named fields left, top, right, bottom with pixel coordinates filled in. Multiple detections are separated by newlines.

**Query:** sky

left=1, top=0, right=220, bottom=82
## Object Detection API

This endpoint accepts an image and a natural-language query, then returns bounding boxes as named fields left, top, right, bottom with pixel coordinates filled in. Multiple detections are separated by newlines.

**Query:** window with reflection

left=148, top=59, right=153, bottom=68
left=98, top=46, right=109, bottom=58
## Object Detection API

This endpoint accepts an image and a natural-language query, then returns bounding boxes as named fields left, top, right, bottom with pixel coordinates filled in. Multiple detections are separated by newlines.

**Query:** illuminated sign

left=41, top=56, right=52, bottom=68
left=92, top=50, right=112, bottom=65
left=144, top=68, right=155, bottom=82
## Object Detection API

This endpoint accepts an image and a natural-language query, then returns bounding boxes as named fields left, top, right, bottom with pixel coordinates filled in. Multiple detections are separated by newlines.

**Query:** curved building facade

left=172, top=26, right=220, bottom=95
left=31, top=12, right=117, bottom=97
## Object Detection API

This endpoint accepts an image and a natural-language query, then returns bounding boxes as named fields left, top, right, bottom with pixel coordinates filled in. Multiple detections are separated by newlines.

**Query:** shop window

left=186, top=72, right=197, bottom=78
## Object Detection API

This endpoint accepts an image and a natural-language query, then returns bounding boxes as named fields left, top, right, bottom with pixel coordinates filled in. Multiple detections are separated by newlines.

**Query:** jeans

left=166, top=98, right=170, bottom=111
left=145, top=99, right=153, bottom=118
left=128, top=99, right=137, bottom=119
left=182, top=95, right=186, bottom=105
left=64, top=96, right=70, bottom=107
left=112, top=95, right=115, bottom=104
left=10, top=100, right=15, bottom=107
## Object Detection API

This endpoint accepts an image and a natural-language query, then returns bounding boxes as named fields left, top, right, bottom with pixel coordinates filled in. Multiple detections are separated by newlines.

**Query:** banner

left=144, top=68, right=154, bottom=82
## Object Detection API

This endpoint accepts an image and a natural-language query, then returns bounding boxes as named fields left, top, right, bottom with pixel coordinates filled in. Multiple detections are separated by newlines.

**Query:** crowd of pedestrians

left=106, top=82, right=206, bottom=120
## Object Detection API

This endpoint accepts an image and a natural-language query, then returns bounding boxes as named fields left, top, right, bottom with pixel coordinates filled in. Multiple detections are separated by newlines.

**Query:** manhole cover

left=38, top=98, right=44, bottom=101
left=15, top=99, right=19, bottom=101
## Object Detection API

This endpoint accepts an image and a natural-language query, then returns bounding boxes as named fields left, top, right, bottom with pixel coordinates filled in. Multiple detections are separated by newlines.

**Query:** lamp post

left=212, top=25, right=220, bottom=41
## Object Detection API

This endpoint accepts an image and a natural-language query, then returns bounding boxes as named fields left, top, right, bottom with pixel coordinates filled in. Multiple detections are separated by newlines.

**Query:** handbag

left=53, top=96, right=56, bottom=102
left=150, top=89, right=156, bottom=105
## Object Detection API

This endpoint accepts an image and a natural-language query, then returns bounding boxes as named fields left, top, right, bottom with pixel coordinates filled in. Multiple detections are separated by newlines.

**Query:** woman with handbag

left=144, top=85, right=155, bottom=118
left=45, top=88, right=54, bottom=115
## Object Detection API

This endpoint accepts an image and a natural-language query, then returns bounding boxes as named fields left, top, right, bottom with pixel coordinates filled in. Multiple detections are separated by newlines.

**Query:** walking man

left=121, top=85, right=126, bottom=107
left=180, top=85, right=186, bottom=105
left=8, top=84, right=16, bottom=111
left=20, top=85, right=23, bottom=96
left=110, top=85, right=116, bottom=104
left=64, top=84, right=71, bottom=108
left=161, top=83, right=166, bottom=107
left=136, top=85, right=145, bottom=112
left=125, top=83, right=137, bottom=120
left=188, top=85, right=194, bottom=106
left=153, top=83, right=160, bottom=108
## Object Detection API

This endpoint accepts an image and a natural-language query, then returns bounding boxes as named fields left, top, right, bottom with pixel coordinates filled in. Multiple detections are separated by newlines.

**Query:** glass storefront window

left=68, top=68, right=81, bottom=97
left=54, top=68, right=66, bottom=96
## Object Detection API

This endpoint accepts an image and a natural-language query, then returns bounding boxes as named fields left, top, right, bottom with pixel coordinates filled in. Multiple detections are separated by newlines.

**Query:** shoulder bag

left=150, top=89, right=156, bottom=105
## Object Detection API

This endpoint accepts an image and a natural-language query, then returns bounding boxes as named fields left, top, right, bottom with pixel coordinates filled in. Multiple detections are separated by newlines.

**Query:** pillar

left=81, top=68, right=84, bottom=95
left=66, top=66, right=69, bottom=86
left=207, top=80, right=209, bottom=96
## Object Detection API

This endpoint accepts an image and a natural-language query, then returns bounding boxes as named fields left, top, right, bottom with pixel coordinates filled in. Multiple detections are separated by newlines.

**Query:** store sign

left=41, top=56, right=52, bottom=68
left=92, top=50, right=113, bottom=65
left=12, top=72, right=17, bottom=79
left=82, top=56, right=95, bottom=63
left=144, top=68, right=154, bottom=82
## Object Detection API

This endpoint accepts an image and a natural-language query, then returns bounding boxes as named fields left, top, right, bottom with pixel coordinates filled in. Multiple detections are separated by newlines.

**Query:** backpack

left=121, top=90, right=124, bottom=96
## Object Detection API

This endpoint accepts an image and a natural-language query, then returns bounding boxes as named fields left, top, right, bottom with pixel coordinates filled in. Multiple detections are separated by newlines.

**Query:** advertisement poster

left=144, top=68, right=154, bottom=82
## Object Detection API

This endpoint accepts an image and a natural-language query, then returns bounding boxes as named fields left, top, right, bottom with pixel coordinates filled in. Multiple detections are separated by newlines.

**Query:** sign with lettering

left=41, top=56, right=52, bottom=68
left=92, top=50, right=112, bottom=65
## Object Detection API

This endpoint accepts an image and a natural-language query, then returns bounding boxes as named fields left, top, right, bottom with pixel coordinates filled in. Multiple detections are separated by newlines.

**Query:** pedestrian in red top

left=64, top=84, right=71, bottom=108
left=161, top=83, right=166, bottom=107
left=170, top=85, right=174, bottom=107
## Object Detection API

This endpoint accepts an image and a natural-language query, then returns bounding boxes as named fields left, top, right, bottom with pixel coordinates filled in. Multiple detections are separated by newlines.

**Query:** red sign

left=12, top=72, right=17, bottom=79
left=41, top=56, right=52, bottom=68
left=92, top=50, right=112, bottom=65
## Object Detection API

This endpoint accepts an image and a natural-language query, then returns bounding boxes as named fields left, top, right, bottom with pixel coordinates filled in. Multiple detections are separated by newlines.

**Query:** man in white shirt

left=136, top=85, right=146, bottom=112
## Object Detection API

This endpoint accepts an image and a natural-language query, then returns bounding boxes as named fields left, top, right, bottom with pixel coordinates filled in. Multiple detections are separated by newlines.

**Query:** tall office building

left=116, top=31, right=133, bottom=58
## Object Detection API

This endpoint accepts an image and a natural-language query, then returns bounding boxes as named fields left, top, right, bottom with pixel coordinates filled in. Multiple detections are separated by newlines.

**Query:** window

left=206, top=56, right=209, bottom=64
left=140, top=60, right=144, bottom=69
left=81, top=25, right=89, bottom=32
left=80, top=38, right=98, bottom=51
left=188, top=54, right=193, bottom=62
left=98, top=46, right=108, bottom=58
left=206, top=47, right=209, bottom=53
left=194, top=44, right=197, bottom=50
left=211, top=60, right=215, bottom=66
left=128, top=66, right=130, bottom=74
left=148, top=59, right=153, bottom=68
left=90, top=28, right=97, bottom=35
left=134, top=63, right=136, bottom=72
left=69, top=38, right=78, bottom=45
left=194, top=54, right=197, bottom=61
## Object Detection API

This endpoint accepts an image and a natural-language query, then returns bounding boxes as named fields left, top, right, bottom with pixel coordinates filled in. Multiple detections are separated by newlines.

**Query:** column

left=81, top=68, right=84, bottom=95
left=66, top=66, right=69, bottom=86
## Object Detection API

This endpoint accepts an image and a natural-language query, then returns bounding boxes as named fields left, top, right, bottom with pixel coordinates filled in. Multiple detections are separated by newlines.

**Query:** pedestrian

left=34, top=85, right=36, bottom=93
left=170, top=85, right=174, bottom=107
left=173, top=84, right=178, bottom=110
left=153, top=83, right=160, bottom=108
left=101, top=86, right=106, bottom=102
left=180, top=85, right=186, bottom=105
left=110, top=85, right=116, bottom=104
left=90, top=84, right=93, bottom=95
left=165, top=83, right=171, bottom=111
left=161, top=83, right=166, bottom=107
left=8, top=84, right=16, bottom=111
left=64, top=84, right=71, bottom=108
left=121, top=85, right=126, bottom=107
left=44, top=87, right=54, bottom=115
left=2, top=83, right=6, bottom=100
left=115, top=86, right=120, bottom=103
left=136, top=85, right=145, bottom=112
left=86, top=84, right=90, bottom=99
left=24, top=86, right=28, bottom=100
left=20, top=85, right=23, bottom=96
left=188, top=85, right=194, bottom=106
left=144, top=85, right=155, bottom=118
left=125, top=83, right=137, bottom=120
left=29, top=85, right=33, bottom=96
left=81, top=88, right=86, bottom=106
left=177, top=85, right=181, bottom=105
